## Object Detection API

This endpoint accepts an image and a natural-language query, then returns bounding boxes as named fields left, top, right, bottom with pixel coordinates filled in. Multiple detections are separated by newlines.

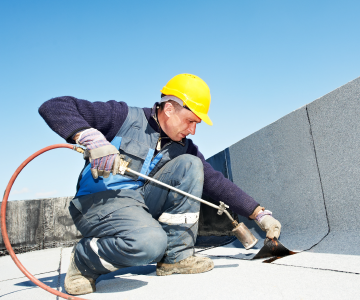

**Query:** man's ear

left=163, top=102, right=174, bottom=118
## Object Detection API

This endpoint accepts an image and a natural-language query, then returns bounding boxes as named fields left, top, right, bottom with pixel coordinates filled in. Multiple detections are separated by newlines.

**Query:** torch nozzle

left=232, top=222, right=258, bottom=250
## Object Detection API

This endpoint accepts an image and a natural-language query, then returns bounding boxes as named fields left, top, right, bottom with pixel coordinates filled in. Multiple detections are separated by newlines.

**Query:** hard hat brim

left=193, top=110, right=213, bottom=126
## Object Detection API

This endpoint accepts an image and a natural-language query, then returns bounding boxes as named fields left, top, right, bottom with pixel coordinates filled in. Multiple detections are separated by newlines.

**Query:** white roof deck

left=1, top=244, right=359, bottom=300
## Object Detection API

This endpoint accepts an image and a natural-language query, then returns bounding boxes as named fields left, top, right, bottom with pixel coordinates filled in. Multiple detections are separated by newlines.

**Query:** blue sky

left=1, top=0, right=359, bottom=201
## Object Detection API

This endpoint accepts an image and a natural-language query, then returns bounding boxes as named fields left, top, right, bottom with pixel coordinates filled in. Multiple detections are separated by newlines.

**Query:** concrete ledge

left=0, top=197, right=81, bottom=256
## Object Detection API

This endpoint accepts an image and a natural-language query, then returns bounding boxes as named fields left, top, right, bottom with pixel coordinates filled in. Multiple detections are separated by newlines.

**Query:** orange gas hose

left=0, top=144, right=88, bottom=300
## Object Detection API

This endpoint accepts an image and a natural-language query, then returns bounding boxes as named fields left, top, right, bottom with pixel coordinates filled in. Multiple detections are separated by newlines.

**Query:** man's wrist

left=73, top=132, right=82, bottom=142
left=73, top=129, right=92, bottom=143
left=249, top=206, right=265, bottom=219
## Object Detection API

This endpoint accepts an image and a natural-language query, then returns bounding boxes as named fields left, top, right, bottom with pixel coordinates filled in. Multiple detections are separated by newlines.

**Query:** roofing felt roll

left=198, top=76, right=360, bottom=269
left=305, top=76, right=360, bottom=255
left=197, top=105, right=329, bottom=259
left=274, top=77, right=360, bottom=273
left=228, top=104, right=329, bottom=255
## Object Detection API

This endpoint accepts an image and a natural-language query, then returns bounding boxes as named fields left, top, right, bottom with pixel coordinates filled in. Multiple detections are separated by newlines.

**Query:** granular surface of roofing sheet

left=228, top=105, right=329, bottom=255
left=306, top=76, right=360, bottom=256
left=272, top=77, right=360, bottom=273
left=198, top=77, right=360, bottom=264
left=200, top=107, right=329, bottom=259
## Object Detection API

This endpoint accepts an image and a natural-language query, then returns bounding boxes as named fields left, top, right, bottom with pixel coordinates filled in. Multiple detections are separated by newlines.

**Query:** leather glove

left=255, top=210, right=281, bottom=239
left=77, top=128, right=120, bottom=179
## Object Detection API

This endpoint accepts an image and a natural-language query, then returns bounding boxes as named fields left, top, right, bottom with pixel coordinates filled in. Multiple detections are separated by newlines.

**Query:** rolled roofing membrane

left=198, top=77, right=360, bottom=272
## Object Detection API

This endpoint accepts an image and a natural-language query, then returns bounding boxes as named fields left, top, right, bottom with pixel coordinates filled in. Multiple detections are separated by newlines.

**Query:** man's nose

left=188, top=123, right=196, bottom=135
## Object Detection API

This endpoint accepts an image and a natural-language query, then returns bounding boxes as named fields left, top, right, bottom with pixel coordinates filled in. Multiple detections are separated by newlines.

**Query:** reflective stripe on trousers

left=158, top=212, right=200, bottom=225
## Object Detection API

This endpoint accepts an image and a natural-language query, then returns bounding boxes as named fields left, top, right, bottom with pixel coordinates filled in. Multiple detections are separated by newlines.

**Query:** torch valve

left=217, top=201, right=229, bottom=215
left=119, top=157, right=131, bottom=175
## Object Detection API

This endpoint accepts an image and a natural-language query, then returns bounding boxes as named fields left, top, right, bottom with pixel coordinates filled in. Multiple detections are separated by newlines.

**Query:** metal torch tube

left=126, top=167, right=258, bottom=249
left=223, top=210, right=236, bottom=222
left=126, top=168, right=221, bottom=211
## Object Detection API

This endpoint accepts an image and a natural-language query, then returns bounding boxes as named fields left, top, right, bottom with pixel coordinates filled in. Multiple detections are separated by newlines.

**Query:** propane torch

left=117, top=157, right=258, bottom=250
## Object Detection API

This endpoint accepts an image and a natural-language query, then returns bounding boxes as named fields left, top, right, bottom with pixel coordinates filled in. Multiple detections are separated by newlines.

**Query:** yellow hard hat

left=160, top=74, right=213, bottom=126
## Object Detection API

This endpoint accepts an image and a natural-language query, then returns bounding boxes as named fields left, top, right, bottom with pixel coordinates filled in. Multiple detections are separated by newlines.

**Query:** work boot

left=156, top=256, right=214, bottom=276
left=64, top=246, right=98, bottom=295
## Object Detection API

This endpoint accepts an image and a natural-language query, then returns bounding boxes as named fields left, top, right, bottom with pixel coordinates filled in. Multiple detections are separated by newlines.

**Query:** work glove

left=77, top=128, right=120, bottom=179
left=255, top=210, right=281, bottom=239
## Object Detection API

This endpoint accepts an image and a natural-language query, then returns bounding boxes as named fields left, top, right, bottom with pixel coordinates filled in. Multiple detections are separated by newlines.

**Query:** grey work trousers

left=69, top=154, right=204, bottom=277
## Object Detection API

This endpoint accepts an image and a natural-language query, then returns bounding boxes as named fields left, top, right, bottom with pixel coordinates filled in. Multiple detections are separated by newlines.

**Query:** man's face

left=161, top=103, right=202, bottom=141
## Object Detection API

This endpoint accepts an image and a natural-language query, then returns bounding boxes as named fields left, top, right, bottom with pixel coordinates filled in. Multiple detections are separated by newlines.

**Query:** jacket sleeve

left=38, top=96, right=129, bottom=143
left=187, top=139, right=260, bottom=218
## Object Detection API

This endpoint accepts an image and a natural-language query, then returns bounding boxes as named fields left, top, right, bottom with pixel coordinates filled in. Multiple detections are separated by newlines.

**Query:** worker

left=39, top=74, right=281, bottom=295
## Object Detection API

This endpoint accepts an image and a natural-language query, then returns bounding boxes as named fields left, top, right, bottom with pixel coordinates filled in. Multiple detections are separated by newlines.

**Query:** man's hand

left=76, top=128, right=120, bottom=179
left=255, top=210, right=281, bottom=239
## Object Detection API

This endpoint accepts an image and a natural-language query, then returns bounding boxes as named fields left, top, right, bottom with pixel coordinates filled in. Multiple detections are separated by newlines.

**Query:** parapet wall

left=2, top=76, right=360, bottom=256
left=0, top=197, right=81, bottom=255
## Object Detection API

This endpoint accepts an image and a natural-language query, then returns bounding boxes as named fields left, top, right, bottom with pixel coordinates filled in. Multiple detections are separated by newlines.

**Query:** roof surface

left=1, top=245, right=359, bottom=300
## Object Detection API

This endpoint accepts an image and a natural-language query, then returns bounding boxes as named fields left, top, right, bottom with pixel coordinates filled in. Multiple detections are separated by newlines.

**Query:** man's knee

left=116, top=226, right=168, bottom=265
left=183, top=154, right=203, bottom=169
left=176, top=154, right=204, bottom=182
left=136, top=227, right=168, bottom=263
